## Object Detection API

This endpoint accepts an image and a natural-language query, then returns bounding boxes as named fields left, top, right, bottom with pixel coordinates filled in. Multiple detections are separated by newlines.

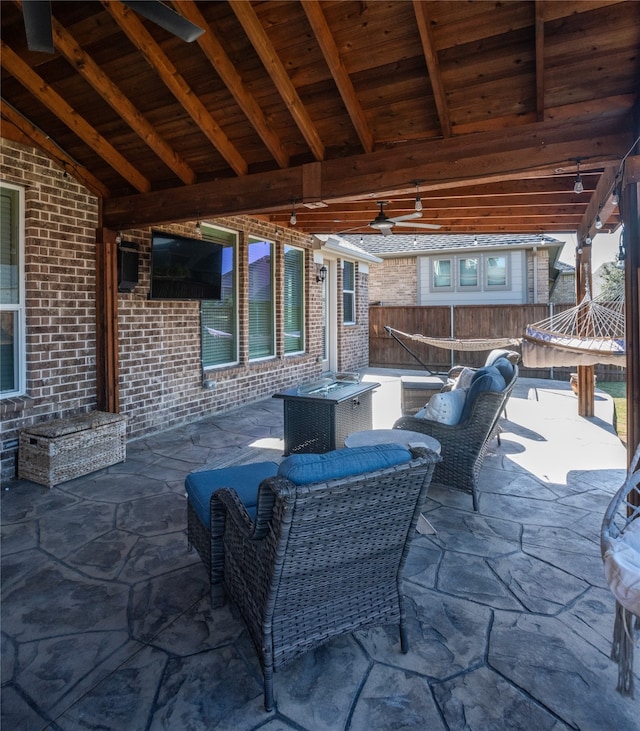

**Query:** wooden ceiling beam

left=577, top=165, right=621, bottom=242
left=176, top=0, right=289, bottom=169
left=102, top=113, right=631, bottom=229
left=0, top=41, right=150, bottom=193
left=302, top=0, right=374, bottom=153
left=413, top=0, right=452, bottom=138
left=229, top=0, right=325, bottom=161
left=0, top=101, right=110, bottom=198
left=50, top=16, right=196, bottom=186
left=104, top=0, right=248, bottom=177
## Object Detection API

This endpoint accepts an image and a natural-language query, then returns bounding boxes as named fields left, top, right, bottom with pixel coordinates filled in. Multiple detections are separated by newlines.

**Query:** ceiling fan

left=368, top=201, right=441, bottom=236
left=22, top=0, right=205, bottom=54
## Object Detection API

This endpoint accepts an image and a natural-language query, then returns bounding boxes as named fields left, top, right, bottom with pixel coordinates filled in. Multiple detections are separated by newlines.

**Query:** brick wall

left=1, top=139, right=371, bottom=480
left=1, top=140, right=99, bottom=479
left=338, top=263, right=370, bottom=372
left=368, top=257, right=416, bottom=305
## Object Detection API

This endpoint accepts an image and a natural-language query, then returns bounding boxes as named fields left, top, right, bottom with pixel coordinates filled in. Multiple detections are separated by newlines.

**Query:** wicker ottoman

left=19, top=411, right=127, bottom=488
left=400, top=375, right=444, bottom=416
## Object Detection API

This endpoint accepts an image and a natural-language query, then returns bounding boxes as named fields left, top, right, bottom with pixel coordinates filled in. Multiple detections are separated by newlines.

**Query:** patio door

left=321, top=259, right=337, bottom=373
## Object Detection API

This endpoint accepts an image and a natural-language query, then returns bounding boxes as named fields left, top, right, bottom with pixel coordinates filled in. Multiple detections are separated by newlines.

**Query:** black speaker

left=118, top=242, right=139, bottom=292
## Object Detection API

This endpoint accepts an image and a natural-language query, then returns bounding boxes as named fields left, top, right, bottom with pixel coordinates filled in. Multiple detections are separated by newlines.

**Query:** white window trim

left=342, top=260, right=356, bottom=325
left=1, top=182, right=26, bottom=398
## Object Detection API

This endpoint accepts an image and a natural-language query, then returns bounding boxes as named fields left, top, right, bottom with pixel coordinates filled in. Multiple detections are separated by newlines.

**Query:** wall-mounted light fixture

left=316, top=265, right=327, bottom=283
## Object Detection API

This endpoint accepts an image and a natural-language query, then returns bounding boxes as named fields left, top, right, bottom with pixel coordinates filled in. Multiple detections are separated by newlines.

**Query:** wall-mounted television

left=150, top=231, right=222, bottom=300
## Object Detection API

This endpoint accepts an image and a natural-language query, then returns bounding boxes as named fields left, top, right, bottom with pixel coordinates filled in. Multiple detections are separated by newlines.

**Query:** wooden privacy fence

left=370, top=304, right=626, bottom=382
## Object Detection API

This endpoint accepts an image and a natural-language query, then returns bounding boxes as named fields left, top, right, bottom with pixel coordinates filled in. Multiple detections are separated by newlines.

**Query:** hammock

left=523, top=287, right=626, bottom=368
left=384, top=326, right=521, bottom=353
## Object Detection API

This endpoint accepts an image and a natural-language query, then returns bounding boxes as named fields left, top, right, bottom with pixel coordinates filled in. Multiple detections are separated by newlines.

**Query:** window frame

left=283, top=243, right=305, bottom=356
left=485, top=253, right=510, bottom=290
left=458, top=256, right=480, bottom=290
left=1, top=183, right=26, bottom=398
left=430, top=257, right=454, bottom=292
left=200, top=224, right=238, bottom=370
left=342, top=260, right=355, bottom=325
left=248, top=236, right=275, bottom=361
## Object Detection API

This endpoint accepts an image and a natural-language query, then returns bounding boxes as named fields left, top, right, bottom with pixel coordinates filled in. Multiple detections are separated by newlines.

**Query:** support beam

left=95, top=228, right=120, bottom=414
left=623, top=155, right=640, bottom=481
left=103, top=114, right=631, bottom=229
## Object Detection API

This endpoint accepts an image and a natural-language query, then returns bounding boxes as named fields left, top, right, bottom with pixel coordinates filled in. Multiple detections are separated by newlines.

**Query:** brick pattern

left=1, top=140, right=371, bottom=479
left=368, top=257, right=416, bottom=306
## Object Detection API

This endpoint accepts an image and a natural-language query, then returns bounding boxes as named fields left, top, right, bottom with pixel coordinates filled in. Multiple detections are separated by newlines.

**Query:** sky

left=555, top=229, right=622, bottom=271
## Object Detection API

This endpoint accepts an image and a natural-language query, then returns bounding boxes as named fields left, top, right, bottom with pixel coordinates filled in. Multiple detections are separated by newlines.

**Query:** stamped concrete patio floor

left=2, top=372, right=638, bottom=731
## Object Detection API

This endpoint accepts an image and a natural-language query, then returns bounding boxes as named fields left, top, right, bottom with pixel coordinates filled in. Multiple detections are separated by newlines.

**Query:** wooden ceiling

left=1, top=1, right=638, bottom=239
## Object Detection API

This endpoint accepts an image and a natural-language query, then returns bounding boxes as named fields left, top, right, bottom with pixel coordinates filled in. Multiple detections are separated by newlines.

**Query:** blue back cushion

left=185, top=461, right=279, bottom=527
left=277, top=443, right=412, bottom=486
left=459, top=370, right=504, bottom=423
left=492, top=356, right=515, bottom=384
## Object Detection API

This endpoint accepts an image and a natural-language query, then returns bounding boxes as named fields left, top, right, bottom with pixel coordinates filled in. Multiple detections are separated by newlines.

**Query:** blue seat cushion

left=277, top=443, right=412, bottom=486
left=185, top=461, right=279, bottom=527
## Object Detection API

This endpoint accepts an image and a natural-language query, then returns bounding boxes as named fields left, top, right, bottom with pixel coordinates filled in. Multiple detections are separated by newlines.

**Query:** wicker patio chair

left=393, top=362, right=518, bottom=511
left=187, top=445, right=440, bottom=711
left=601, top=453, right=640, bottom=697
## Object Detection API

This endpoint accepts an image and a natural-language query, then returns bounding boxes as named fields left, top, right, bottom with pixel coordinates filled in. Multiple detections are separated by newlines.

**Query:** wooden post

left=95, top=227, right=120, bottom=413
left=575, top=241, right=595, bottom=417
left=622, top=155, right=640, bottom=478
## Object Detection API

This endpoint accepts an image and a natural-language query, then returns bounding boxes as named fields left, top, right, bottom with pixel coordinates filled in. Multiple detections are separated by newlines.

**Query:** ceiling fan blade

left=22, top=0, right=54, bottom=54
left=122, top=1, right=205, bottom=42
left=388, top=211, right=423, bottom=223
left=395, top=221, right=441, bottom=230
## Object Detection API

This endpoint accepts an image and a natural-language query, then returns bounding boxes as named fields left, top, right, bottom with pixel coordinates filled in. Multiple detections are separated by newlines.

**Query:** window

left=486, top=255, right=508, bottom=288
left=201, top=226, right=237, bottom=368
left=343, top=260, right=355, bottom=324
left=284, top=245, right=304, bottom=354
left=1, top=184, right=24, bottom=397
left=248, top=237, right=274, bottom=360
left=459, top=257, right=479, bottom=288
left=432, top=258, right=452, bottom=289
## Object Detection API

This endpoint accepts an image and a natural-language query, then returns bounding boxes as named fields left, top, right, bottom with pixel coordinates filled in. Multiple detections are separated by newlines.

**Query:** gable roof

left=343, top=233, right=564, bottom=259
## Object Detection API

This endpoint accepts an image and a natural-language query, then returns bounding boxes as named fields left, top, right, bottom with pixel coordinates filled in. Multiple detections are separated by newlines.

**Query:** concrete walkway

left=2, top=372, right=637, bottom=730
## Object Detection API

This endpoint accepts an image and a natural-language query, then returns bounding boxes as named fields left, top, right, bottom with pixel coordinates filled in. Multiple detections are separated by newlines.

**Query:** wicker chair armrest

left=394, top=415, right=459, bottom=440
left=408, top=445, right=443, bottom=464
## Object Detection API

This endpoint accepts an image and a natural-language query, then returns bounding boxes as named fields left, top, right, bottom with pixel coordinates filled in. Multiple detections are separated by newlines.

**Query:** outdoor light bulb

left=473, top=235, right=478, bottom=246
left=115, top=231, right=122, bottom=244
left=595, top=214, right=603, bottom=229
left=290, top=210, right=297, bottom=226
left=612, top=189, right=620, bottom=205
left=573, top=175, right=584, bottom=194
left=195, top=221, right=201, bottom=237
left=415, top=195, right=423, bottom=212
left=585, top=236, right=592, bottom=245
